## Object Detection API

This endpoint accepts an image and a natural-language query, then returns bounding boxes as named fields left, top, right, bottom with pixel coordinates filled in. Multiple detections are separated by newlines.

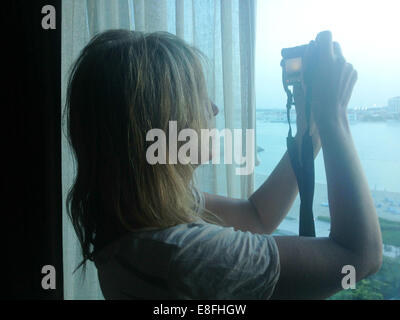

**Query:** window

left=255, top=0, right=400, bottom=299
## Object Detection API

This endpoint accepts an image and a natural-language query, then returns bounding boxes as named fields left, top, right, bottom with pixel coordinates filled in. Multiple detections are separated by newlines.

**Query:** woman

left=65, top=29, right=382, bottom=299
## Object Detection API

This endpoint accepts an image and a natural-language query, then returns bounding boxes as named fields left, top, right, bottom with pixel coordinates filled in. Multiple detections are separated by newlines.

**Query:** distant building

left=256, top=108, right=296, bottom=123
left=388, top=96, right=400, bottom=114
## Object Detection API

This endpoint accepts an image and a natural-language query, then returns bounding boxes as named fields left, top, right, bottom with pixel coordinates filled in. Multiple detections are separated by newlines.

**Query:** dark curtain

left=3, top=0, right=63, bottom=299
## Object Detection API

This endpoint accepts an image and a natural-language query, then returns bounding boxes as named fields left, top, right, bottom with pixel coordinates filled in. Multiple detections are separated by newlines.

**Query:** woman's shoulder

left=96, top=218, right=279, bottom=259
left=93, top=218, right=211, bottom=264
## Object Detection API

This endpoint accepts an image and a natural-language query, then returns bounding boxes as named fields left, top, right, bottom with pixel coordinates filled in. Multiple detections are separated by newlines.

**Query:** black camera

left=281, top=44, right=309, bottom=86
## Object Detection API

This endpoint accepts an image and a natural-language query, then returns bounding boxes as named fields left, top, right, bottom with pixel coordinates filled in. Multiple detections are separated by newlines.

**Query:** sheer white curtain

left=62, top=0, right=257, bottom=300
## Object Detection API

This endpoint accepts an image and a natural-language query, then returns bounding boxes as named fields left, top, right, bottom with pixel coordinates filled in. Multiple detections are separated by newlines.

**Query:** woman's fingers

left=333, top=41, right=345, bottom=63
left=293, top=83, right=305, bottom=103
left=310, top=31, right=357, bottom=126
left=315, top=30, right=334, bottom=62
left=342, top=69, right=358, bottom=108
left=338, top=63, right=353, bottom=99
left=333, top=41, right=342, bottom=55
left=332, top=42, right=354, bottom=107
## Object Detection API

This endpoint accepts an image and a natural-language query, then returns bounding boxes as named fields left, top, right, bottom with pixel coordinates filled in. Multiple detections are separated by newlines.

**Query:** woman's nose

left=211, top=102, right=219, bottom=116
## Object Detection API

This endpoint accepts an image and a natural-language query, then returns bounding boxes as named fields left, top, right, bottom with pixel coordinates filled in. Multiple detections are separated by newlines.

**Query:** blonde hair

left=65, top=29, right=221, bottom=269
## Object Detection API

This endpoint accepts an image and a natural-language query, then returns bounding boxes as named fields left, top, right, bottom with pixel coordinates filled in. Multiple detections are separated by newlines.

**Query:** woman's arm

left=272, top=116, right=382, bottom=299
left=270, top=31, right=382, bottom=299
left=204, top=131, right=320, bottom=234
left=248, top=131, right=321, bottom=233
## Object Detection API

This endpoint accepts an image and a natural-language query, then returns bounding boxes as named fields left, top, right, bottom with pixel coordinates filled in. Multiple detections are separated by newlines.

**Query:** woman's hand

left=293, top=83, right=319, bottom=138
left=304, top=31, right=358, bottom=132
left=293, top=82, right=321, bottom=157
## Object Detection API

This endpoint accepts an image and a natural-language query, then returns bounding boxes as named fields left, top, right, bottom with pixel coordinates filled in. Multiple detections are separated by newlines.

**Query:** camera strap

left=283, top=75, right=316, bottom=237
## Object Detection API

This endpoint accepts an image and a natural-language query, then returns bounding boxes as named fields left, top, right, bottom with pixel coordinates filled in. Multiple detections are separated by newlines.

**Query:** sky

left=255, top=0, right=400, bottom=109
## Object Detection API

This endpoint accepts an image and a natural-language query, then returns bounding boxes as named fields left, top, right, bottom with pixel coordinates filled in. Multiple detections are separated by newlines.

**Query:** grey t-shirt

left=94, top=218, right=281, bottom=300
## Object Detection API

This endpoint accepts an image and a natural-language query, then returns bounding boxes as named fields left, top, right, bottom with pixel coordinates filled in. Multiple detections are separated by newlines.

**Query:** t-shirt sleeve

left=167, top=222, right=281, bottom=300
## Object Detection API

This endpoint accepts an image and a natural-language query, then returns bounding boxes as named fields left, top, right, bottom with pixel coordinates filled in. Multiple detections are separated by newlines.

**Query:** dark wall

left=3, top=0, right=63, bottom=299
